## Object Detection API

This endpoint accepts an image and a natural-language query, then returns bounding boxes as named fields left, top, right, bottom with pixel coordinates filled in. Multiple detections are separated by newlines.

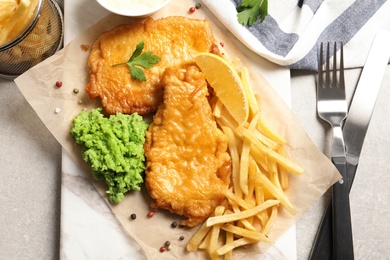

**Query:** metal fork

left=317, top=42, right=354, bottom=260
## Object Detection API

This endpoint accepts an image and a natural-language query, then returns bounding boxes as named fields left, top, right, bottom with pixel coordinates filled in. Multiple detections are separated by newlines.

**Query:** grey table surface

left=1, top=0, right=390, bottom=257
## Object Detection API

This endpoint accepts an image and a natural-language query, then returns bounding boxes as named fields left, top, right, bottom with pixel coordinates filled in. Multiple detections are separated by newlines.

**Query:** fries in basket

left=0, top=0, right=39, bottom=46
left=188, top=56, right=304, bottom=259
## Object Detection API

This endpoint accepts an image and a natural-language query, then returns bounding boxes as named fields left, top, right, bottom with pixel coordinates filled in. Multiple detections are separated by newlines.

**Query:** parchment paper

left=15, top=1, right=340, bottom=259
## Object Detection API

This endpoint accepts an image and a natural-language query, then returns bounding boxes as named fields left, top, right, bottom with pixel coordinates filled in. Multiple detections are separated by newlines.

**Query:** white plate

left=60, top=0, right=296, bottom=259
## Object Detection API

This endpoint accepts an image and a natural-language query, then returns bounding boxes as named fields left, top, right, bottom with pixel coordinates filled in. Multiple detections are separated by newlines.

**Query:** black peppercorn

left=171, top=221, right=179, bottom=228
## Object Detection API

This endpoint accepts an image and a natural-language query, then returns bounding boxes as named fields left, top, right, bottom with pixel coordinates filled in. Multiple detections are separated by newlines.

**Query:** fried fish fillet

left=86, top=16, right=220, bottom=115
left=144, top=63, right=231, bottom=227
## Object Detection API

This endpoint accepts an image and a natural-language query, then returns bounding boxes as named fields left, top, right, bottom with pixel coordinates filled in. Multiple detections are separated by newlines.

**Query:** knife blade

left=344, top=30, right=390, bottom=184
left=309, top=30, right=390, bottom=260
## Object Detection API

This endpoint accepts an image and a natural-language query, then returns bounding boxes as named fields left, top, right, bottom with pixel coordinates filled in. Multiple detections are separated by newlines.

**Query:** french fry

left=187, top=219, right=213, bottom=252
left=277, top=145, right=290, bottom=190
left=262, top=205, right=279, bottom=235
left=230, top=203, right=257, bottom=231
left=217, top=237, right=258, bottom=256
left=251, top=160, right=268, bottom=226
left=197, top=231, right=211, bottom=250
left=221, top=224, right=272, bottom=243
left=252, top=149, right=270, bottom=174
left=239, top=112, right=260, bottom=195
left=256, top=116, right=287, bottom=144
left=255, top=170, right=296, bottom=215
left=243, top=129, right=304, bottom=175
left=251, top=127, right=279, bottom=149
left=255, top=185, right=268, bottom=227
left=224, top=228, right=234, bottom=260
left=208, top=206, right=225, bottom=259
left=222, top=126, right=242, bottom=198
left=254, top=94, right=287, bottom=144
left=206, top=200, right=280, bottom=227
left=219, top=108, right=277, bottom=151
left=240, top=66, right=259, bottom=116
left=217, top=106, right=239, bottom=131
left=212, top=97, right=223, bottom=119
left=226, top=189, right=254, bottom=210
left=268, top=158, right=283, bottom=191
left=245, top=163, right=256, bottom=203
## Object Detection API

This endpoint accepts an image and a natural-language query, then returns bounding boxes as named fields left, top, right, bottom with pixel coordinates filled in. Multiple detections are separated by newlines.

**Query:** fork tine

left=319, top=42, right=324, bottom=87
left=325, top=42, right=331, bottom=88
left=332, top=42, right=337, bottom=88
left=340, top=43, right=345, bottom=89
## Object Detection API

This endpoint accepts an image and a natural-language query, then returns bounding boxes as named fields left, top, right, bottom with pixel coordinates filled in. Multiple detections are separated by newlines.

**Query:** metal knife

left=309, top=30, right=390, bottom=260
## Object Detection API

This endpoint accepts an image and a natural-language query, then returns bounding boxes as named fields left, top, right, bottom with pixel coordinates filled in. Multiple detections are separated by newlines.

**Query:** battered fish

left=86, top=16, right=220, bottom=115
left=144, top=63, right=231, bottom=227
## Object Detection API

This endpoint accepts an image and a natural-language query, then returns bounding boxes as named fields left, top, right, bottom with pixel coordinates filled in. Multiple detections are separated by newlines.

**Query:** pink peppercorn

left=159, top=246, right=166, bottom=252
left=189, top=7, right=196, bottom=13
left=55, top=81, right=62, bottom=88
left=220, top=42, right=225, bottom=47
left=147, top=211, right=154, bottom=217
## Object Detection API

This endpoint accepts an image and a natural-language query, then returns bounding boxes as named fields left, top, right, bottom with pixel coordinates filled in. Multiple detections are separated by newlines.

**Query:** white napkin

left=202, top=0, right=390, bottom=70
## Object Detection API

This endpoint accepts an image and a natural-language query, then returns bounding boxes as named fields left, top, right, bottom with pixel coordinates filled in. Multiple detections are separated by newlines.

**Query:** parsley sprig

left=113, top=40, right=161, bottom=81
left=237, top=0, right=268, bottom=26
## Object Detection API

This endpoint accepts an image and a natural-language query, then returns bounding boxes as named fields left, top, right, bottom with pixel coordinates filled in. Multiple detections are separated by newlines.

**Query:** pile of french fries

left=0, top=0, right=38, bottom=46
left=187, top=59, right=304, bottom=259
left=0, top=0, right=60, bottom=64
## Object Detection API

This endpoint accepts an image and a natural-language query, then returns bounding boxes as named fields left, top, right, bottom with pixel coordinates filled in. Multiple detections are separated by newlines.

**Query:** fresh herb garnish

left=237, top=0, right=268, bottom=26
left=113, top=40, right=161, bottom=81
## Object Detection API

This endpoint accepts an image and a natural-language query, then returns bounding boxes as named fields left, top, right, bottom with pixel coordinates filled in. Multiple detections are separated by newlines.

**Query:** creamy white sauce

left=102, top=0, right=167, bottom=14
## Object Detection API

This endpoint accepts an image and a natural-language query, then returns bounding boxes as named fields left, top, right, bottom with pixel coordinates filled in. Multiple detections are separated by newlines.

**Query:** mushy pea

left=70, top=108, right=149, bottom=203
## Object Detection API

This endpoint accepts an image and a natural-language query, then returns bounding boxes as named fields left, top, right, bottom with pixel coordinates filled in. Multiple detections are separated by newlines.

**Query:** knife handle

left=331, top=158, right=354, bottom=260
left=308, top=199, right=333, bottom=260
left=308, top=162, right=358, bottom=260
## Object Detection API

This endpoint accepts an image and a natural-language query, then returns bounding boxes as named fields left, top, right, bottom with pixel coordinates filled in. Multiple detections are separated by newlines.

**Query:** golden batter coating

left=144, top=63, right=231, bottom=227
left=86, top=16, right=220, bottom=115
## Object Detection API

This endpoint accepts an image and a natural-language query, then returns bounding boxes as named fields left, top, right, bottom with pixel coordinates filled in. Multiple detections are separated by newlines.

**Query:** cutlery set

left=310, top=31, right=390, bottom=260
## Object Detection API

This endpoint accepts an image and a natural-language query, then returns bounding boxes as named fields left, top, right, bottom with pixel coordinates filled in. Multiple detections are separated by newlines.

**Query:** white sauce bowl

left=96, top=0, right=171, bottom=17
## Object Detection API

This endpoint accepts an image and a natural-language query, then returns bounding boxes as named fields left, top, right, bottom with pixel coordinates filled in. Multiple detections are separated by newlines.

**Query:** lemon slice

left=194, top=53, right=249, bottom=126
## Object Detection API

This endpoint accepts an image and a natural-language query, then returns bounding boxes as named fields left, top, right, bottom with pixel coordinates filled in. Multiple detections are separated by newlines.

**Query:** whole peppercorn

left=147, top=211, right=154, bottom=217
left=195, top=3, right=201, bottom=9
left=179, top=235, right=185, bottom=241
left=164, top=241, right=171, bottom=247
left=159, top=246, right=166, bottom=252
left=130, top=213, right=137, bottom=220
left=189, top=6, right=196, bottom=13
left=171, top=221, right=179, bottom=228
left=55, top=81, right=62, bottom=88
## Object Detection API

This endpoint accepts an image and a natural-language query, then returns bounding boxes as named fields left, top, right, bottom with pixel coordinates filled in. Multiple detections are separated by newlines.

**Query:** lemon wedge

left=194, top=53, right=249, bottom=126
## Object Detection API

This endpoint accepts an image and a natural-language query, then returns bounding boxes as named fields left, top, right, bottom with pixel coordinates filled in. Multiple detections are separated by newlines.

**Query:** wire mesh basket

left=0, top=0, right=64, bottom=80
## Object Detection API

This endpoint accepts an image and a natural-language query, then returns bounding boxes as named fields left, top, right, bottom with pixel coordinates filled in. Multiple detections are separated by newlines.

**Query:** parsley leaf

left=237, top=0, right=268, bottom=26
left=113, top=40, right=161, bottom=81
